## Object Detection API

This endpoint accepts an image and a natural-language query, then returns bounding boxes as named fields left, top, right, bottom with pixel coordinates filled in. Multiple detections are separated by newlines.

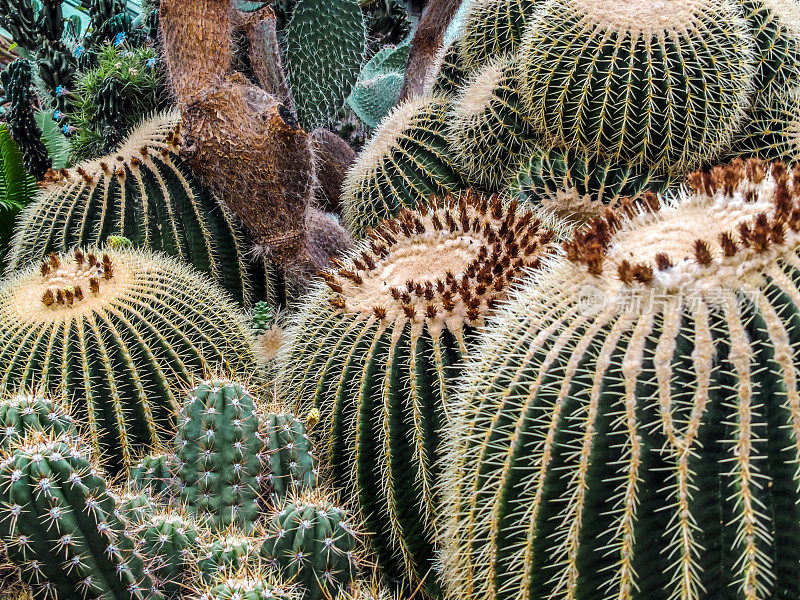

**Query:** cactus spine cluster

left=517, top=0, right=755, bottom=174
left=0, top=391, right=76, bottom=451
left=136, top=512, right=203, bottom=598
left=129, top=452, right=176, bottom=498
left=0, top=247, right=256, bottom=472
left=459, top=0, right=541, bottom=71
left=341, top=95, right=465, bottom=239
left=260, top=490, right=359, bottom=600
left=8, top=112, right=276, bottom=309
left=260, top=408, right=318, bottom=502
left=441, top=158, right=800, bottom=600
left=281, top=190, right=560, bottom=590
left=196, top=569, right=297, bottom=600
left=0, top=435, right=157, bottom=600
left=197, top=535, right=261, bottom=584
left=740, top=0, right=800, bottom=98
left=174, top=380, right=262, bottom=532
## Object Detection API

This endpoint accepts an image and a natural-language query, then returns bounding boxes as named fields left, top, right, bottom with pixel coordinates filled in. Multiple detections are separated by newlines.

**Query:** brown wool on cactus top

left=323, top=190, right=557, bottom=334
left=563, top=157, right=800, bottom=298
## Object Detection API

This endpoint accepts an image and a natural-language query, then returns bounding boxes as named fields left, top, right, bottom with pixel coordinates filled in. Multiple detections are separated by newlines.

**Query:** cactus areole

left=441, top=158, right=800, bottom=600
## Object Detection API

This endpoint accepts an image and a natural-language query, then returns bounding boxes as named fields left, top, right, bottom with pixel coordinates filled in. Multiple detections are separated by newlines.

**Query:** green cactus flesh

left=0, top=392, right=76, bottom=452
left=136, top=513, right=203, bottom=598
left=440, top=158, right=800, bottom=600
left=460, top=0, right=541, bottom=71
left=174, top=380, right=262, bottom=532
left=129, top=452, right=176, bottom=498
left=260, top=492, right=359, bottom=600
left=341, top=95, right=466, bottom=239
left=112, top=490, right=157, bottom=527
left=7, top=111, right=277, bottom=309
left=0, top=247, right=257, bottom=472
left=517, top=0, right=756, bottom=174
left=259, top=408, right=318, bottom=502
left=197, top=535, right=260, bottom=584
left=281, top=191, right=559, bottom=592
left=427, top=39, right=470, bottom=98
left=729, top=85, right=800, bottom=162
left=506, top=146, right=676, bottom=224
left=0, top=436, right=157, bottom=600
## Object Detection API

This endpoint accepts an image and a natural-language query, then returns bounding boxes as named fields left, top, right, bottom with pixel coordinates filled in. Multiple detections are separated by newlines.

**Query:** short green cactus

left=196, top=568, right=297, bottom=600
left=197, top=535, right=261, bottom=584
left=129, top=452, right=176, bottom=498
left=517, top=0, right=756, bottom=174
left=112, top=490, right=157, bottom=527
left=8, top=111, right=276, bottom=309
left=0, top=435, right=157, bottom=600
left=446, top=57, right=537, bottom=189
left=136, top=512, right=204, bottom=598
left=460, top=0, right=541, bottom=71
left=260, top=490, right=360, bottom=600
left=259, top=407, right=318, bottom=502
left=440, top=158, right=800, bottom=600
left=280, top=191, right=560, bottom=591
left=252, top=301, right=276, bottom=334
left=341, top=95, right=465, bottom=239
left=0, top=247, right=257, bottom=472
left=174, top=380, right=263, bottom=532
left=506, top=146, right=676, bottom=224
left=0, top=391, right=76, bottom=452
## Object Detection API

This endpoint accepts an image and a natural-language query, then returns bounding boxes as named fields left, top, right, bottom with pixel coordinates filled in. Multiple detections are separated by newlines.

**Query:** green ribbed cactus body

left=260, top=409, right=317, bottom=502
left=0, top=392, right=76, bottom=451
left=0, top=437, right=157, bottom=600
left=729, top=86, right=800, bottom=162
left=341, top=95, right=465, bottom=239
left=7, top=111, right=275, bottom=308
left=507, top=147, right=675, bottom=224
left=174, top=380, right=262, bottom=532
left=0, top=247, right=257, bottom=472
left=197, top=536, right=260, bottom=584
left=740, top=0, right=800, bottom=97
left=441, top=159, right=800, bottom=600
left=517, top=0, right=755, bottom=173
left=198, top=575, right=296, bottom=600
left=460, top=0, right=541, bottom=70
left=427, top=40, right=470, bottom=98
left=129, top=452, right=176, bottom=497
left=137, top=513, right=203, bottom=598
left=281, top=192, right=559, bottom=592
left=113, top=490, right=157, bottom=526
left=446, top=57, right=537, bottom=190
left=260, top=493, right=359, bottom=600
left=285, top=0, right=367, bottom=128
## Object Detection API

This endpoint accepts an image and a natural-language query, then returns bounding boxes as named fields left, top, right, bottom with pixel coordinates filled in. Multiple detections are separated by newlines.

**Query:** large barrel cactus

left=517, top=0, right=755, bottom=174
left=7, top=111, right=277, bottom=308
left=441, top=158, right=800, bottom=600
left=280, top=191, right=561, bottom=592
left=459, top=0, right=541, bottom=71
left=0, top=247, right=257, bottom=472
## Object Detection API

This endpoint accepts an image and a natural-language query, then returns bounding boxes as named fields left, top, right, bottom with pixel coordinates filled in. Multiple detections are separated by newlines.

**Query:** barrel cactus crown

left=441, top=158, right=800, bottom=600
left=280, top=190, right=561, bottom=591
left=260, top=490, right=360, bottom=600
left=174, top=379, right=262, bottom=532
left=0, top=434, right=157, bottom=600
left=460, top=0, right=541, bottom=71
left=0, top=247, right=257, bottom=472
left=0, top=391, right=77, bottom=452
left=341, top=95, right=465, bottom=239
left=7, top=111, right=275, bottom=308
left=517, top=0, right=756, bottom=174
left=506, top=147, right=675, bottom=224
left=446, top=57, right=538, bottom=189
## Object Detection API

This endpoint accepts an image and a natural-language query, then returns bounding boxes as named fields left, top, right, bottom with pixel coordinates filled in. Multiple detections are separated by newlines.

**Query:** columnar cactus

left=260, top=490, right=359, bottom=600
left=440, top=158, right=800, bottom=600
left=197, top=535, right=261, bottom=584
left=446, top=57, right=537, bottom=189
left=341, top=95, right=465, bottom=239
left=0, top=247, right=257, bottom=472
left=259, top=407, right=318, bottom=502
left=459, top=0, right=541, bottom=71
left=8, top=112, right=276, bottom=309
left=506, top=147, right=676, bottom=224
left=0, top=391, right=76, bottom=451
left=174, top=380, right=263, bottom=532
left=517, top=0, right=755, bottom=174
left=136, top=512, right=204, bottom=598
left=129, top=452, right=177, bottom=498
left=280, top=191, right=560, bottom=591
left=0, top=435, right=157, bottom=600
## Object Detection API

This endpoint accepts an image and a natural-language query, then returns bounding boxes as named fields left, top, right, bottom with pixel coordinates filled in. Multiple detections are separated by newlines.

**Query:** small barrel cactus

left=259, top=407, right=318, bottom=502
left=0, top=247, right=257, bottom=472
left=740, top=0, right=800, bottom=98
left=129, top=452, right=177, bottom=498
left=341, top=95, right=465, bottom=239
left=280, top=190, right=561, bottom=591
left=136, top=512, right=204, bottom=598
left=0, top=435, right=157, bottom=600
left=197, top=535, right=261, bottom=584
left=195, top=568, right=297, bottom=600
left=441, top=158, right=800, bottom=600
left=260, top=490, right=360, bottom=600
left=174, top=380, right=263, bottom=532
left=0, top=391, right=76, bottom=451
left=459, top=0, right=541, bottom=71
left=517, top=0, right=755, bottom=174
left=113, top=489, right=157, bottom=527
